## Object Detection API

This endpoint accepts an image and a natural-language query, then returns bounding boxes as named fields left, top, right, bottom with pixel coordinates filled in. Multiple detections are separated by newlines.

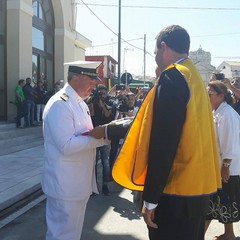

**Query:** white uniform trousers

left=45, top=195, right=89, bottom=240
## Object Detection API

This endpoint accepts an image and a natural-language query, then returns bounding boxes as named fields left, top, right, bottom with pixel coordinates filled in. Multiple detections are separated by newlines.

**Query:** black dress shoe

left=90, top=192, right=97, bottom=197
left=102, top=184, right=109, bottom=196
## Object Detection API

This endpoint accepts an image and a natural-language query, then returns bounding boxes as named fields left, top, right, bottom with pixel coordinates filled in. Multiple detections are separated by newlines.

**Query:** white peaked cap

left=64, top=60, right=102, bottom=81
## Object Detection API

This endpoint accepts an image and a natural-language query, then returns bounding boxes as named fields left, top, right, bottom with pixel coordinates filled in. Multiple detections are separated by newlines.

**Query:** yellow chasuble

left=112, top=59, right=221, bottom=196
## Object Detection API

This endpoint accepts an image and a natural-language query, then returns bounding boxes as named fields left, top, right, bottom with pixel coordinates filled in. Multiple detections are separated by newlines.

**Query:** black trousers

left=148, top=195, right=210, bottom=240
left=16, top=101, right=27, bottom=127
left=109, top=139, right=119, bottom=170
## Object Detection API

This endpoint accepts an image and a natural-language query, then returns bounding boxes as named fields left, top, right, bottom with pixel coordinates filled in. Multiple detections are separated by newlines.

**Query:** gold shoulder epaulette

left=60, top=93, right=69, bottom=102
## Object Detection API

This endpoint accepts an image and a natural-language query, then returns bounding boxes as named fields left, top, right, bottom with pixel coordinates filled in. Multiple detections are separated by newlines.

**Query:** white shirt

left=213, top=101, right=240, bottom=175
left=41, top=83, right=108, bottom=200
left=133, top=106, right=139, bottom=116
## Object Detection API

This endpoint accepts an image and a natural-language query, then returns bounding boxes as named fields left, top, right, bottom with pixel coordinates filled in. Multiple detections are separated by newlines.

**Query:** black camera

left=116, top=84, right=126, bottom=91
left=215, top=73, right=225, bottom=81
left=116, top=94, right=134, bottom=112
left=89, top=90, right=103, bottom=104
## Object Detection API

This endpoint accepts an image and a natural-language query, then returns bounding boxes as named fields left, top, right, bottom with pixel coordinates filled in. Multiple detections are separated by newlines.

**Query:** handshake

left=88, top=117, right=133, bottom=140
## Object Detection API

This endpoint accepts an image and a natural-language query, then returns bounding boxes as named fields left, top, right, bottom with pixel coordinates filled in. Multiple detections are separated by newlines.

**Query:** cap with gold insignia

left=64, top=60, right=102, bottom=81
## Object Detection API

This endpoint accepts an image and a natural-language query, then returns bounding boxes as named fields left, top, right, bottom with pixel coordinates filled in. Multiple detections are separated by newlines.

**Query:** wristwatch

left=222, top=162, right=231, bottom=168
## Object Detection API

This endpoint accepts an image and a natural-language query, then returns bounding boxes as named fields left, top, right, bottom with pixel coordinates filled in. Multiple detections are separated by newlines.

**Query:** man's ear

left=160, top=41, right=167, bottom=52
left=219, top=93, right=225, bottom=101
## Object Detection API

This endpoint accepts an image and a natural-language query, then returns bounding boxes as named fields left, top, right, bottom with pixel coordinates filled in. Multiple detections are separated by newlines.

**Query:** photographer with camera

left=107, top=91, right=136, bottom=174
left=105, top=84, right=129, bottom=108
left=87, top=84, right=114, bottom=195
left=117, top=92, right=138, bottom=118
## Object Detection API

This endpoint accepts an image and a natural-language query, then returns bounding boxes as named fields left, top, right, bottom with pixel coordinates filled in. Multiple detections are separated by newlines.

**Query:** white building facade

left=0, top=0, right=91, bottom=121
left=190, top=47, right=216, bottom=85
left=217, top=61, right=240, bottom=79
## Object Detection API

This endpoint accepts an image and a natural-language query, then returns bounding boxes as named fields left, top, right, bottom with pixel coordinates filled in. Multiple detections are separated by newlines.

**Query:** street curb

left=0, top=183, right=41, bottom=213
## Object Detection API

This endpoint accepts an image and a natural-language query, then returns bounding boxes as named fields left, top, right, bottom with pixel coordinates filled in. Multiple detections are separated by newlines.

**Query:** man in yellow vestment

left=140, top=24, right=222, bottom=240
left=113, top=25, right=221, bottom=240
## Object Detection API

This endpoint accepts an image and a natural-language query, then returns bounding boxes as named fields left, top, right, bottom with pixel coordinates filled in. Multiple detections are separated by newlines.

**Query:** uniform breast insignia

left=60, top=93, right=69, bottom=102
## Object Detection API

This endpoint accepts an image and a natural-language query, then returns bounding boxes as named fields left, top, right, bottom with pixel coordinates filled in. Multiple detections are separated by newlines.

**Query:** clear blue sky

left=76, top=0, right=240, bottom=77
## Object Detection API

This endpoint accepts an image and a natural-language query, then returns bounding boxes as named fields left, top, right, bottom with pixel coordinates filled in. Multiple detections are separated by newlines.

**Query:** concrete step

left=0, top=124, right=43, bottom=156
left=0, top=138, right=44, bottom=156
left=0, top=126, right=42, bottom=140
left=0, top=123, right=16, bottom=130
left=0, top=132, right=42, bottom=146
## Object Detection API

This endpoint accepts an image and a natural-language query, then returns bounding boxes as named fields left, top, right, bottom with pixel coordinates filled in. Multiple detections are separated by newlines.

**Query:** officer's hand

left=142, top=206, right=158, bottom=229
left=221, top=165, right=230, bottom=183
left=89, top=125, right=106, bottom=139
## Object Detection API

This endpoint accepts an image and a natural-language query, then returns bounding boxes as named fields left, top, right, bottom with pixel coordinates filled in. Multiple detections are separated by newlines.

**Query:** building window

left=32, top=0, right=54, bottom=88
left=32, top=27, right=44, bottom=51
left=33, top=0, right=45, bottom=20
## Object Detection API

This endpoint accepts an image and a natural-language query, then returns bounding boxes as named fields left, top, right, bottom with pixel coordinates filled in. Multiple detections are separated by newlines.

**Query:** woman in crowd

left=205, top=81, right=240, bottom=240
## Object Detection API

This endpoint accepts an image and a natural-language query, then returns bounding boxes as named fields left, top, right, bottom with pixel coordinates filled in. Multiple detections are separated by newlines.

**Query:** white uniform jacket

left=41, top=83, right=108, bottom=200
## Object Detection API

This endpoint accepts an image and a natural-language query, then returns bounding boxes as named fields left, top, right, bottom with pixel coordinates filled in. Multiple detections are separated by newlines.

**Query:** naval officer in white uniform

left=42, top=61, right=108, bottom=240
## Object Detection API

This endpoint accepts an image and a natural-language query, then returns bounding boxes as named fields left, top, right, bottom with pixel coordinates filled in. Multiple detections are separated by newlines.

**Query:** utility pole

left=117, top=0, right=121, bottom=85
left=143, top=34, right=146, bottom=86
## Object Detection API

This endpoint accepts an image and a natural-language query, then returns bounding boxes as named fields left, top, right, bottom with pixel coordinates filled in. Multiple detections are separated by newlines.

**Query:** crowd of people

left=15, top=78, right=62, bottom=128
left=86, top=82, right=147, bottom=195
left=37, top=25, right=240, bottom=240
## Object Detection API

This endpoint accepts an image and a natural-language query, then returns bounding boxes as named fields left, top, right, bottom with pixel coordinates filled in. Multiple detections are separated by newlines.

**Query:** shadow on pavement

left=81, top=182, right=145, bottom=239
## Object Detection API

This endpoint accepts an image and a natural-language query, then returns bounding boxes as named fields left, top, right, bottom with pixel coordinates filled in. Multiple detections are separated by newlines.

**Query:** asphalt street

left=0, top=181, right=239, bottom=240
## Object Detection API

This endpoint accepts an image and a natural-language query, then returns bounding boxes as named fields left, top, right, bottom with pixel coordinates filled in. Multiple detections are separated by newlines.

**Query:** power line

left=79, top=0, right=117, bottom=36
left=192, top=32, right=240, bottom=38
left=77, top=1, right=240, bottom=59
left=89, top=39, right=155, bottom=58
left=76, top=2, right=240, bottom=11
left=79, top=0, right=148, bottom=54
left=91, top=38, right=143, bottom=47
left=215, top=57, right=240, bottom=59
left=145, top=32, right=240, bottom=42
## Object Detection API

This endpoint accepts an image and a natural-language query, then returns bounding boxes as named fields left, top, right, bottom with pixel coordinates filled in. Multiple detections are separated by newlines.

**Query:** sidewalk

left=0, top=145, right=239, bottom=239
left=0, top=145, right=44, bottom=212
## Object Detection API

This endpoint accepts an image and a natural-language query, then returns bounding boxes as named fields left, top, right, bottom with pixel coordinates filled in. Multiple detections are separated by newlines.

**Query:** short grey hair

left=67, top=72, right=78, bottom=82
